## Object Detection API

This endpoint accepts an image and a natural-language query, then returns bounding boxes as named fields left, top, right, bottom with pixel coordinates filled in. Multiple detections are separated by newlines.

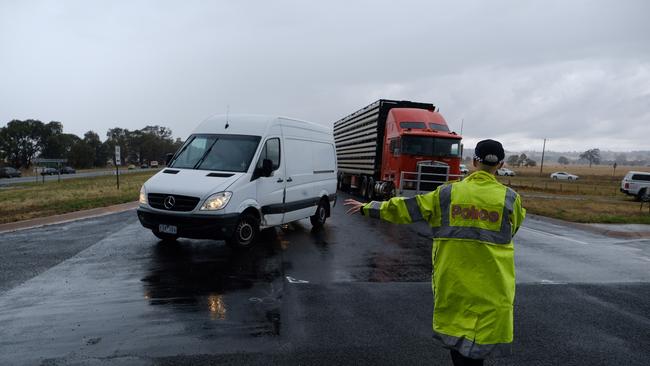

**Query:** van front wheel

left=226, top=214, right=259, bottom=249
left=310, top=200, right=328, bottom=229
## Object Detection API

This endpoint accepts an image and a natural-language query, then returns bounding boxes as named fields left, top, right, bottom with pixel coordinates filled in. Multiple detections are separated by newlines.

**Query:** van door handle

left=286, top=177, right=293, bottom=182
left=276, top=178, right=284, bottom=183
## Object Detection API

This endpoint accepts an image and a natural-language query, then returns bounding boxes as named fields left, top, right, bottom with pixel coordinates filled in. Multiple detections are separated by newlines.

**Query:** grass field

left=493, top=164, right=650, bottom=224
left=2, top=163, right=649, bottom=226
left=0, top=171, right=156, bottom=224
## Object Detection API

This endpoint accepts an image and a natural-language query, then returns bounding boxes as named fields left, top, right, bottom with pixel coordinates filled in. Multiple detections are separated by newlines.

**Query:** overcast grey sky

left=1, top=0, right=649, bottom=152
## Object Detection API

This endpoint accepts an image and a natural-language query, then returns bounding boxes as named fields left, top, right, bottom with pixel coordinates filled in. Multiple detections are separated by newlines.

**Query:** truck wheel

left=360, top=176, right=368, bottom=197
left=366, top=177, right=375, bottom=200
left=310, top=200, right=329, bottom=229
left=153, top=231, right=178, bottom=242
left=639, top=189, right=649, bottom=202
left=226, top=214, right=259, bottom=249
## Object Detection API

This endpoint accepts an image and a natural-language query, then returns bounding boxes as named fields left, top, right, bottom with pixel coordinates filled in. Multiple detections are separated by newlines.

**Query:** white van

left=137, top=115, right=337, bottom=248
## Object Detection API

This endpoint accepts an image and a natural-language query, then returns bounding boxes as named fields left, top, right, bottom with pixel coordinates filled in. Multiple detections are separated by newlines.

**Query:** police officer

left=344, top=139, right=526, bottom=366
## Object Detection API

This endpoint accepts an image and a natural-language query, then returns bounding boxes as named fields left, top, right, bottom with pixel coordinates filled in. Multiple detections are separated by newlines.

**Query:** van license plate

left=158, top=224, right=177, bottom=235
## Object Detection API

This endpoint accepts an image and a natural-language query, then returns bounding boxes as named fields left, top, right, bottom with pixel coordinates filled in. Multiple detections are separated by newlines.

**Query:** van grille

left=148, top=193, right=200, bottom=211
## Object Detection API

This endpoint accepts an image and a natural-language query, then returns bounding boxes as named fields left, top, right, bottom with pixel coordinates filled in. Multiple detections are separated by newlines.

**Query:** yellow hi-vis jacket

left=361, top=170, right=526, bottom=359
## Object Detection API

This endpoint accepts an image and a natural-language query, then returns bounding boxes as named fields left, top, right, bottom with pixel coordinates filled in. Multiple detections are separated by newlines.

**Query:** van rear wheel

left=226, top=214, right=259, bottom=249
left=310, top=200, right=329, bottom=229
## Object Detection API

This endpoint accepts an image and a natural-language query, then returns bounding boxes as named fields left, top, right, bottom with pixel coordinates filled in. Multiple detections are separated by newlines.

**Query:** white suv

left=621, top=171, right=650, bottom=201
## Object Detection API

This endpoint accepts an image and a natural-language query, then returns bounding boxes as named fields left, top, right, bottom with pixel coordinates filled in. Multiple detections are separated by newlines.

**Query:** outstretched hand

left=344, top=198, right=366, bottom=215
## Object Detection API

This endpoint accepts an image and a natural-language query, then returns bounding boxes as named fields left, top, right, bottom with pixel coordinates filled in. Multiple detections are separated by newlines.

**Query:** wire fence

left=502, top=178, right=622, bottom=197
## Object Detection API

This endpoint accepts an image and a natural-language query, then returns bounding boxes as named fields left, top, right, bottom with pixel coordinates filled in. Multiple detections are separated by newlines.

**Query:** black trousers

left=450, top=350, right=484, bottom=366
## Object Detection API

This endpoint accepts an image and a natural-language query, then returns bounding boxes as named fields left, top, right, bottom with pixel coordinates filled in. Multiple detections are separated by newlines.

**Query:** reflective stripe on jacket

left=361, top=170, right=526, bottom=359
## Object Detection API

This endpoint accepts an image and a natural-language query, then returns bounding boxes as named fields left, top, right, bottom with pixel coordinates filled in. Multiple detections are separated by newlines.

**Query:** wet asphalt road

left=0, top=193, right=649, bottom=365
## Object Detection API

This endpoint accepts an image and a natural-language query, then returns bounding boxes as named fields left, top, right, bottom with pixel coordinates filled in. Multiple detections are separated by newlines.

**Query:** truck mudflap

left=137, top=207, right=240, bottom=240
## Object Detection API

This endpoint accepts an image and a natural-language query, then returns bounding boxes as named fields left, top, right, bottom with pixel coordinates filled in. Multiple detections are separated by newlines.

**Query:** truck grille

left=148, top=193, right=200, bottom=212
left=417, top=163, right=449, bottom=191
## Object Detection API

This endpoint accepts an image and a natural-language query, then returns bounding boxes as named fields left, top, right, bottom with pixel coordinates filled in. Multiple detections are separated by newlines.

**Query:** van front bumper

left=137, top=207, right=240, bottom=240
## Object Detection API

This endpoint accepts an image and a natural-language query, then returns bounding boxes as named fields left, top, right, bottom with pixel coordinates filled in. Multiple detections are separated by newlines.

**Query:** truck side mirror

left=165, top=153, right=174, bottom=166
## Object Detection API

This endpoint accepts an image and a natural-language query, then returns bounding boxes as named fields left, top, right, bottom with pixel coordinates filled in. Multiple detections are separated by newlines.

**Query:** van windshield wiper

left=193, top=138, right=219, bottom=169
left=168, top=136, right=195, bottom=167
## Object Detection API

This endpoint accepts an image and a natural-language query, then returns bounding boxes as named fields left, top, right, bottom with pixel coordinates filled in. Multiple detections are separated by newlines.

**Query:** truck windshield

left=401, top=136, right=461, bottom=157
left=400, top=122, right=426, bottom=129
left=170, top=134, right=261, bottom=172
left=428, top=123, right=450, bottom=132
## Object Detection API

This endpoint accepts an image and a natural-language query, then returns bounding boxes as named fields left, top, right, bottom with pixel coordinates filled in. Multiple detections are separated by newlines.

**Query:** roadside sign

left=115, top=146, right=121, bottom=166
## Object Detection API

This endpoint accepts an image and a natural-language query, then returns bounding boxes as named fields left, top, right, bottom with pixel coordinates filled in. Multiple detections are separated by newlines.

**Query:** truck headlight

left=201, top=192, right=232, bottom=211
left=139, top=186, right=148, bottom=205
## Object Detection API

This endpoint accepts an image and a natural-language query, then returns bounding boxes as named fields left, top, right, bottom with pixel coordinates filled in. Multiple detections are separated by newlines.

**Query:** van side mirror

left=253, top=159, right=274, bottom=180
left=165, top=153, right=174, bottom=166
left=262, top=159, right=273, bottom=177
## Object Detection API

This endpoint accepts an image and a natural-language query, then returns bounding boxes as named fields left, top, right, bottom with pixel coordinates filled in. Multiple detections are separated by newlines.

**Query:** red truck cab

left=381, top=108, right=462, bottom=190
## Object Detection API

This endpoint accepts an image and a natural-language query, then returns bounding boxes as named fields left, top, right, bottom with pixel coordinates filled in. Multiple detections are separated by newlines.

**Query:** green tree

left=40, top=121, right=78, bottom=159
left=580, top=148, right=601, bottom=167
left=83, top=131, right=108, bottom=167
left=0, top=119, right=47, bottom=168
left=105, top=127, right=130, bottom=164
left=525, top=159, right=537, bottom=167
left=68, top=140, right=95, bottom=168
left=557, top=156, right=569, bottom=165
left=517, top=153, right=528, bottom=167
left=506, top=155, right=520, bottom=167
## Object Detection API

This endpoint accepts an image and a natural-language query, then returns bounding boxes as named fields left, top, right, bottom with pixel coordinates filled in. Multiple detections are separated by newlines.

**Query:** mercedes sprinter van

left=137, top=115, right=337, bottom=248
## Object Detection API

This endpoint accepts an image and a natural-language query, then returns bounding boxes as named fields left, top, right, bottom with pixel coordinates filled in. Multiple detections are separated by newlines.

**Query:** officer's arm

left=511, top=194, right=526, bottom=236
left=361, top=188, right=441, bottom=224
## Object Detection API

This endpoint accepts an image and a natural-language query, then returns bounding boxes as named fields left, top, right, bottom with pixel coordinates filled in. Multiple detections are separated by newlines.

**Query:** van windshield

left=170, top=134, right=261, bottom=172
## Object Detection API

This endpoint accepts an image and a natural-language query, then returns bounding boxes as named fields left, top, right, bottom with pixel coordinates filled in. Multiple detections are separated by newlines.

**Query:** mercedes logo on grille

left=163, top=195, right=176, bottom=210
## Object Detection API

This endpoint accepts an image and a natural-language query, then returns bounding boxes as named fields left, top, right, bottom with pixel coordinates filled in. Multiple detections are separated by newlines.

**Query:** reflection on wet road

left=0, top=193, right=649, bottom=365
left=142, top=231, right=285, bottom=337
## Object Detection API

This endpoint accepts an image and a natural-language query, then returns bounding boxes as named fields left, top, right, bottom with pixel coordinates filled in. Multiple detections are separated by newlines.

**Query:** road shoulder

left=0, top=201, right=139, bottom=234
left=527, top=214, right=650, bottom=239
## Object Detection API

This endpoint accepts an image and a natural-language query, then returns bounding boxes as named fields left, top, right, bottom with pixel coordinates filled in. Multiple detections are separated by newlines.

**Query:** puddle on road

left=141, top=230, right=285, bottom=338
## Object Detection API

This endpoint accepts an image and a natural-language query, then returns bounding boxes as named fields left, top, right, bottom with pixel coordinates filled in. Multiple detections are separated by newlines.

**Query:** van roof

left=627, top=171, right=650, bottom=175
left=192, top=114, right=330, bottom=136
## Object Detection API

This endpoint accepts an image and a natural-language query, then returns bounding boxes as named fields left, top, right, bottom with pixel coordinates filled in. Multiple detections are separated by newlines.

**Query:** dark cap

left=474, top=139, right=505, bottom=166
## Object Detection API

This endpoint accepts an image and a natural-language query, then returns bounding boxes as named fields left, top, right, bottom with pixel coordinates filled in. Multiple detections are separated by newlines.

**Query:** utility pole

left=539, top=138, right=547, bottom=176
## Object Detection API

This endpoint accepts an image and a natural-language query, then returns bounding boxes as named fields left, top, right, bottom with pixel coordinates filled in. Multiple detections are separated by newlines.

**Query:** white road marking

left=286, top=276, right=310, bottom=284
left=539, top=279, right=567, bottom=285
left=521, top=226, right=591, bottom=245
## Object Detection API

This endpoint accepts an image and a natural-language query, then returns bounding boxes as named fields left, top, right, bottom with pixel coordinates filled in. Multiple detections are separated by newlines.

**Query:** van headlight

left=201, top=192, right=232, bottom=211
left=139, top=185, right=148, bottom=205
